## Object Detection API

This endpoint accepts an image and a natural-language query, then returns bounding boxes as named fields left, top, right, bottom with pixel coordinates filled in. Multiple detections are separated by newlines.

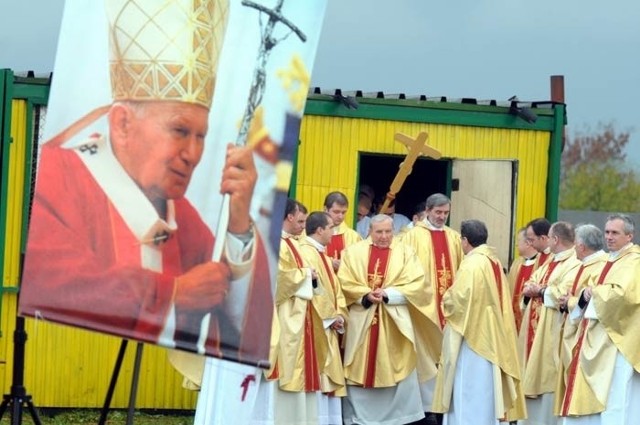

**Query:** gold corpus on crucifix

left=368, top=258, right=384, bottom=289
left=378, top=132, right=442, bottom=214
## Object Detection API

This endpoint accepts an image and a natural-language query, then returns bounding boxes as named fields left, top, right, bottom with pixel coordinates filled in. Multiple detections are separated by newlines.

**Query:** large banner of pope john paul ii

left=19, top=0, right=327, bottom=368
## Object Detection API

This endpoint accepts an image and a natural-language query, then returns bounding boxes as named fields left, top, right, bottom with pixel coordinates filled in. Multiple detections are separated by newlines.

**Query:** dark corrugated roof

left=309, top=87, right=559, bottom=109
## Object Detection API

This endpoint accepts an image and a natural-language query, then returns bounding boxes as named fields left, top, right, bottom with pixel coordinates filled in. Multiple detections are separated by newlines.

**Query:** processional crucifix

left=235, top=0, right=307, bottom=143
left=196, top=0, right=308, bottom=415
left=378, top=131, right=442, bottom=215
left=172, top=0, right=308, bottom=373
left=213, top=0, right=306, bottom=258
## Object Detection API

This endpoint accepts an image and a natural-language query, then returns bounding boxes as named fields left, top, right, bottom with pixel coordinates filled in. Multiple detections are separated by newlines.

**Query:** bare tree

left=560, top=123, right=639, bottom=212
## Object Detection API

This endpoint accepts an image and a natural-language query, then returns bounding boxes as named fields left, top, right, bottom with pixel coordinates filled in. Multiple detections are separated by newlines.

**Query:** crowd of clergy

left=270, top=190, right=640, bottom=425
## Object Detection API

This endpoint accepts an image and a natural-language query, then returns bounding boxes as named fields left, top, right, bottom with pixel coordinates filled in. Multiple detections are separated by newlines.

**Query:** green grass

left=0, top=409, right=194, bottom=424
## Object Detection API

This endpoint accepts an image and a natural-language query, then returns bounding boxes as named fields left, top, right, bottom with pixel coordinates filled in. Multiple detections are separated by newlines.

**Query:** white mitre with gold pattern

left=105, top=0, right=229, bottom=109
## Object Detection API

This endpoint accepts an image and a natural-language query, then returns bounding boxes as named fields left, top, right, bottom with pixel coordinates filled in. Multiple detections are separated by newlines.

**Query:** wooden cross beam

left=378, top=131, right=442, bottom=214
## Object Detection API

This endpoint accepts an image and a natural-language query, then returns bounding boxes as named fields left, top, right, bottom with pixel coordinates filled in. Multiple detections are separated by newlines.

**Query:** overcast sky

left=2, top=0, right=639, bottom=164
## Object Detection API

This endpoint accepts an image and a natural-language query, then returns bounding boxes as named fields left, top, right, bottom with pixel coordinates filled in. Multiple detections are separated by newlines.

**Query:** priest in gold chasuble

left=299, top=211, right=349, bottom=424
left=401, top=193, right=463, bottom=330
left=400, top=193, right=462, bottom=420
left=556, top=214, right=640, bottom=424
left=508, top=227, right=541, bottom=332
left=324, top=191, right=362, bottom=272
left=554, top=223, right=607, bottom=418
left=338, top=214, right=441, bottom=425
left=273, top=199, right=327, bottom=424
left=432, top=219, right=526, bottom=424
left=519, top=222, right=582, bottom=425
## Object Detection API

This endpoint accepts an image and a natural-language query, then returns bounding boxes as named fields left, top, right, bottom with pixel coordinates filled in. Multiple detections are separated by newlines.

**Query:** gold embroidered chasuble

left=432, top=244, right=526, bottom=420
left=556, top=244, right=640, bottom=416
left=519, top=247, right=581, bottom=397
left=338, top=239, right=441, bottom=388
left=400, top=221, right=463, bottom=329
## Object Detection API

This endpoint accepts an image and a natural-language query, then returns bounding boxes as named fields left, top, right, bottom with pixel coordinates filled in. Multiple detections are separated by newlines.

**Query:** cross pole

left=378, top=132, right=442, bottom=214
left=213, top=0, right=307, bottom=261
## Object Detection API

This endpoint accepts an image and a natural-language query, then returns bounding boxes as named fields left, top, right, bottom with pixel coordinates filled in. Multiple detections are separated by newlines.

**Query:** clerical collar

left=553, top=247, right=573, bottom=261
left=523, top=253, right=537, bottom=265
left=582, top=250, right=605, bottom=263
left=423, top=218, right=444, bottom=231
left=609, top=243, right=633, bottom=260
left=281, top=230, right=296, bottom=239
left=305, top=236, right=325, bottom=252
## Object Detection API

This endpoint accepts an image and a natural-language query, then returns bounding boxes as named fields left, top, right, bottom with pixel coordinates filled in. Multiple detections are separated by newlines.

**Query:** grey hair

left=369, top=214, right=392, bottom=228
left=575, top=224, right=604, bottom=252
left=425, top=193, right=451, bottom=210
left=606, top=213, right=635, bottom=235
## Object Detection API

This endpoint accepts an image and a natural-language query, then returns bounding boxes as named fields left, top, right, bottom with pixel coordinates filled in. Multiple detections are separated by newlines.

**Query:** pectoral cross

left=379, top=132, right=442, bottom=214
left=368, top=258, right=383, bottom=289
left=437, top=269, right=452, bottom=295
left=437, top=253, right=452, bottom=295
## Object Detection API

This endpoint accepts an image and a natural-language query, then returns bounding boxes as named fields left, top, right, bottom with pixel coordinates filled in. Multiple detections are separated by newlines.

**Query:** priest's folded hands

left=523, top=282, right=543, bottom=298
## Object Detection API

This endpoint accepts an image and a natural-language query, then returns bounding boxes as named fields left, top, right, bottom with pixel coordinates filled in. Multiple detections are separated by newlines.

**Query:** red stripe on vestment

left=489, top=259, right=504, bottom=312
left=569, top=265, right=586, bottom=296
left=327, top=234, right=345, bottom=261
left=283, top=237, right=304, bottom=267
left=512, top=263, right=535, bottom=331
left=525, top=260, right=561, bottom=361
left=363, top=246, right=390, bottom=388
left=303, top=303, right=321, bottom=392
left=430, top=230, right=454, bottom=328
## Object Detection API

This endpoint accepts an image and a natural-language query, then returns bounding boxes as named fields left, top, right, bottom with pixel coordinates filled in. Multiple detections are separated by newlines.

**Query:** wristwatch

left=229, top=221, right=255, bottom=244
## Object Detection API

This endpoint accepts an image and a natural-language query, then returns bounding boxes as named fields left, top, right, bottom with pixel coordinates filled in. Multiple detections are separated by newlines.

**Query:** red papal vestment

left=20, top=138, right=272, bottom=364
